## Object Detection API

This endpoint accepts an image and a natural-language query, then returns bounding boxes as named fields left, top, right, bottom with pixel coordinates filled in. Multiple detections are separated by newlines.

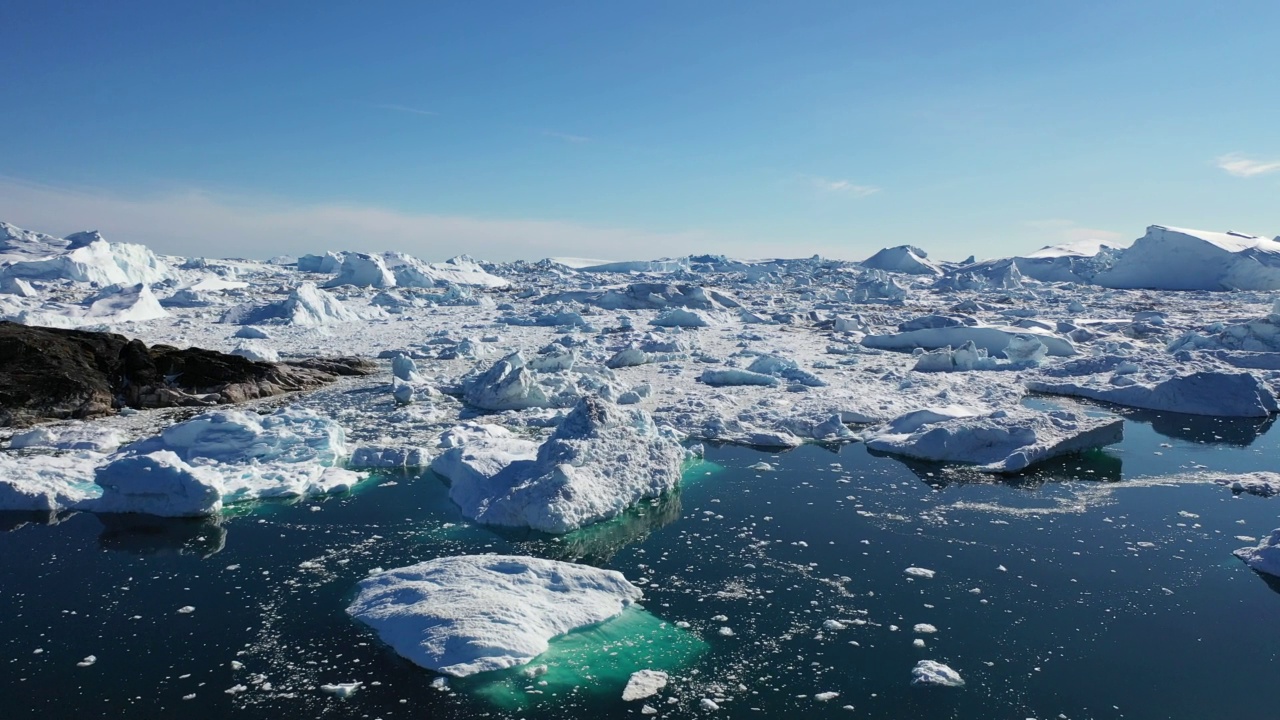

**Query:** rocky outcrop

left=0, top=322, right=374, bottom=426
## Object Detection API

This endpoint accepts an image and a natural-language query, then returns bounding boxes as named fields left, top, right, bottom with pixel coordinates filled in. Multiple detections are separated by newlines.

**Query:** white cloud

left=1216, top=153, right=1280, bottom=178
left=375, top=103, right=439, bottom=117
left=542, top=130, right=592, bottom=143
left=809, top=176, right=880, bottom=198
left=1025, top=219, right=1125, bottom=245
left=0, top=176, right=713, bottom=262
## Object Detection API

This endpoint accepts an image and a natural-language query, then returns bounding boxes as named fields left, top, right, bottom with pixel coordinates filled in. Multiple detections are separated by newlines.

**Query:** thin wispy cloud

left=1216, top=153, right=1280, bottom=178
left=1025, top=219, right=1125, bottom=245
left=542, top=130, right=592, bottom=144
left=375, top=103, right=439, bottom=117
left=808, top=176, right=880, bottom=198
left=0, top=175, right=712, bottom=263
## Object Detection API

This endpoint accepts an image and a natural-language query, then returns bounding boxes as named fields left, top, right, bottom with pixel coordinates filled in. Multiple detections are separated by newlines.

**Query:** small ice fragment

left=905, top=567, right=935, bottom=579
left=77, top=655, right=97, bottom=667
left=177, top=606, right=195, bottom=614
left=815, top=691, right=839, bottom=701
left=913, top=624, right=937, bottom=634
left=700, top=698, right=720, bottom=711
left=913, top=639, right=926, bottom=648
left=320, top=682, right=362, bottom=698
left=718, top=626, right=735, bottom=636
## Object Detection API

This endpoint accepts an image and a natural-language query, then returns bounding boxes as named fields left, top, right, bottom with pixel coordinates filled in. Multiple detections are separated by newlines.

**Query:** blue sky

left=1, top=0, right=1277, bottom=261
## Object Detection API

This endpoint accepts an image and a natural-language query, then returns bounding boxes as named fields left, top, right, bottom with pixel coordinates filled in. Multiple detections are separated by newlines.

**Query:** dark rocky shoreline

left=0, top=322, right=375, bottom=427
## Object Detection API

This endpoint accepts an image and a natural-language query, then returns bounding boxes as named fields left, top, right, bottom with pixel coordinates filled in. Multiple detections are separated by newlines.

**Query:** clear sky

left=1, top=0, right=1277, bottom=262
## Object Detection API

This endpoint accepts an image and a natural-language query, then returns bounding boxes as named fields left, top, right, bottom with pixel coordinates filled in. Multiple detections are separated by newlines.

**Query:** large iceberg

left=431, top=396, right=686, bottom=533
left=1096, top=225, right=1280, bottom=291
left=346, top=554, right=642, bottom=676
left=0, top=224, right=170, bottom=286
left=860, top=245, right=943, bottom=276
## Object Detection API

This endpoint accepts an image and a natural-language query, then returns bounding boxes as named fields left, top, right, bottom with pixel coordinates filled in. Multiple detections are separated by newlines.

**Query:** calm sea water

left=2, top=403, right=1278, bottom=719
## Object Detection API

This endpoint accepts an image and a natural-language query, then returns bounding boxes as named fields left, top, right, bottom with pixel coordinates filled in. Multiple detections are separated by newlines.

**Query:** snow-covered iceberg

left=0, top=223, right=170, bottom=287
left=860, top=245, right=943, bottom=276
left=1096, top=225, right=1280, bottom=291
left=1235, top=530, right=1280, bottom=578
left=346, top=554, right=642, bottom=676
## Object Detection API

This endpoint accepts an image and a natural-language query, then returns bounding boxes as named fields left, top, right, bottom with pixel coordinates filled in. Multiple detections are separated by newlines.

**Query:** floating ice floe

left=622, top=669, right=669, bottom=701
left=1215, top=472, right=1280, bottom=497
left=862, top=324, right=1076, bottom=357
left=911, top=660, right=964, bottom=687
left=346, top=554, right=642, bottom=677
left=430, top=396, right=685, bottom=533
left=1235, top=531, right=1280, bottom=578
left=1027, top=357, right=1279, bottom=417
left=865, top=407, right=1123, bottom=473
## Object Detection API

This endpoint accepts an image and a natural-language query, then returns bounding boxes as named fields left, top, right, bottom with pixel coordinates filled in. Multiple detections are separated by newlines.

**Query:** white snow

left=346, top=555, right=642, bottom=676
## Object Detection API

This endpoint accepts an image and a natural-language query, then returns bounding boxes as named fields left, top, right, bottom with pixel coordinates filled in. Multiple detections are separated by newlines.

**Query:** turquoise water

left=2, top=405, right=1279, bottom=719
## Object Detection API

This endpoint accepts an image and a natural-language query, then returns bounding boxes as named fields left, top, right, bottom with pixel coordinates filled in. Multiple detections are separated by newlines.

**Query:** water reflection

left=0, top=509, right=68, bottom=532
left=1124, top=409, right=1275, bottom=447
left=485, top=489, right=685, bottom=564
left=870, top=447, right=1124, bottom=487
left=96, top=513, right=227, bottom=557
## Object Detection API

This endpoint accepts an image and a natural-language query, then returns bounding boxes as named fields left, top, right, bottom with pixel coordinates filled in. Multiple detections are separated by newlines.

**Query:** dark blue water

left=2, top=405, right=1278, bottom=719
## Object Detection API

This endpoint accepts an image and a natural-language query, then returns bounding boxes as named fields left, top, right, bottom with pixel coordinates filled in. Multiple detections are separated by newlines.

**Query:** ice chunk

left=432, top=396, right=685, bottom=533
left=230, top=340, right=279, bottom=363
left=622, top=669, right=669, bottom=701
left=912, top=660, right=964, bottom=687
left=346, top=555, right=642, bottom=677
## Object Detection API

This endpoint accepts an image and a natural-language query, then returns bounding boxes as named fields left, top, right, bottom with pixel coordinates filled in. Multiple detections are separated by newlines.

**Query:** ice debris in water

left=320, top=681, right=362, bottom=698
left=904, top=567, right=936, bottom=579
left=345, top=554, right=642, bottom=677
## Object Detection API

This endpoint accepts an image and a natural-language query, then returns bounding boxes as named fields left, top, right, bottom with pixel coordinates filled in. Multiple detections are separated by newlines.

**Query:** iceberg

left=1097, top=225, right=1280, bottom=291
left=346, top=554, right=642, bottom=676
left=431, top=396, right=685, bottom=533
